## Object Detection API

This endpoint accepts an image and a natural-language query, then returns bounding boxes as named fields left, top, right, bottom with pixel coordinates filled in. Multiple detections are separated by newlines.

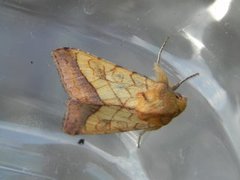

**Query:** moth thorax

left=135, top=83, right=187, bottom=121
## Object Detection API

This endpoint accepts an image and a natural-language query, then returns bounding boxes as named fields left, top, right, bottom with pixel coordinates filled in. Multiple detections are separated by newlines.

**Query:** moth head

left=169, top=72, right=199, bottom=114
left=173, top=92, right=187, bottom=114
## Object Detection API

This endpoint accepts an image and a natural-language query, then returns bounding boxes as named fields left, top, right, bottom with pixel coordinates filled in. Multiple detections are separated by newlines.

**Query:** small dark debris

left=78, top=139, right=85, bottom=145
left=30, top=61, right=34, bottom=64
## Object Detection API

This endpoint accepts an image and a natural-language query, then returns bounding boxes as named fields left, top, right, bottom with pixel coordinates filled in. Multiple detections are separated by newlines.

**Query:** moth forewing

left=64, top=99, right=162, bottom=135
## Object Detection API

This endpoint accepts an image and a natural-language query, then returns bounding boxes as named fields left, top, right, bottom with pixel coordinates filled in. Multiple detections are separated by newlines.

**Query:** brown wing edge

left=63, top=99, right=101, bottom=135
left=51, top=48, right=103, bottom=105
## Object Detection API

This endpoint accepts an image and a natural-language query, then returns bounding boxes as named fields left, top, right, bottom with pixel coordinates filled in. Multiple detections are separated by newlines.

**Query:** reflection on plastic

left=208, top=0, right=232, bottom=21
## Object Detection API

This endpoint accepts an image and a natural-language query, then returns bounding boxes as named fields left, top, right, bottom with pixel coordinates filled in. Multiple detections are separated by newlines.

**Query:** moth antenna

left=171, top=73, right=199, bottom=91
left=156, top=36, right=170, bottom=64
left=137, top=130, right=147, bottom=148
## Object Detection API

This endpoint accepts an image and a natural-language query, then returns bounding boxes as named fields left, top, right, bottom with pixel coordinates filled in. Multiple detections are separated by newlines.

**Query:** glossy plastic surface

left=0, top=0, right=240, bottom=179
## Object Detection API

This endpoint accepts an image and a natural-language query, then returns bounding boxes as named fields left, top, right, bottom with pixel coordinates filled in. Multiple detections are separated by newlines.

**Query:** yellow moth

left=52, top=39, right=198, bottom=147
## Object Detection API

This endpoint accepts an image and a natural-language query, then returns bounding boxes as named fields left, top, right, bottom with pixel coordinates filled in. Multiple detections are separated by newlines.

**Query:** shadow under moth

left=52, top=41, right=198, bottom=148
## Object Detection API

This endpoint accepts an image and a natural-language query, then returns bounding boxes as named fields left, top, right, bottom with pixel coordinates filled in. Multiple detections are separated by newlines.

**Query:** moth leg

left=137, top=130, right=147, bottom=148
left=171, top=73, right=199, bottom=91
left=154, top=37, right=170, bottom=84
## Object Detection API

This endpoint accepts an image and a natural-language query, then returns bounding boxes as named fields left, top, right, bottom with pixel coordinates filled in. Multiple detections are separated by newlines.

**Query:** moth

left=52, top=39, right=198, bottom=147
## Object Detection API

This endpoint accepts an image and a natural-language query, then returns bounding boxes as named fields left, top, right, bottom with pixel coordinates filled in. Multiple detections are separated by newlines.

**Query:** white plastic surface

left=0, top=0, right=240, bottom=180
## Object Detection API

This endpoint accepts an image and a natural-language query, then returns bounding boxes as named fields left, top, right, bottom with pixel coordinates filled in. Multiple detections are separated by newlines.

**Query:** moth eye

left=175, top=93, right=182, bottom=99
